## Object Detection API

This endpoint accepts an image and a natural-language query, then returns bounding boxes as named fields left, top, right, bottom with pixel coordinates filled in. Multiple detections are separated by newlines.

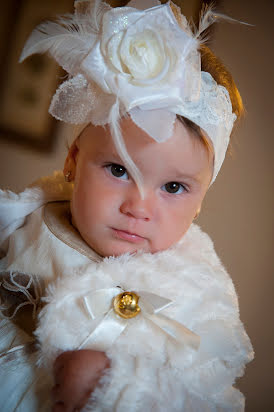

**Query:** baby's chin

left=87, top=238, right=179, bottom=258
left=91, top=242, right=150, bottom=258
left=81, top=234, right=152, bottom=257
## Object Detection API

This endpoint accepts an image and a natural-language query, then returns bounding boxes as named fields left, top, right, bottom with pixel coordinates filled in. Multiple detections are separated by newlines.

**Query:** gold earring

left=64, top=171, right=72, bottom=182
left=194, top=210, right=200, bottom=219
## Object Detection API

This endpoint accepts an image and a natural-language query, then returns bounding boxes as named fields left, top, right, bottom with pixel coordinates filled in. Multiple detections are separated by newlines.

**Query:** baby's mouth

left=112, top=228, right=146, bottom=244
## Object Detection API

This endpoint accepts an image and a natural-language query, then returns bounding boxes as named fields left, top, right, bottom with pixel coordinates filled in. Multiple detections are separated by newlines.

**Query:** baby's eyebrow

left=169, top=168, right=200, bottom=183
left=94, top=149, right=121, bottom=162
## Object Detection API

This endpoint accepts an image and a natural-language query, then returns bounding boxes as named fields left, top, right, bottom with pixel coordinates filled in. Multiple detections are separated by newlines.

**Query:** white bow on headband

left=20, top=0, right=237, bottom=182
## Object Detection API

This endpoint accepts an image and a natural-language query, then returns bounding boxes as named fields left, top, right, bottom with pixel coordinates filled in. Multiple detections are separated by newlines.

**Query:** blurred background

left=0, top=0, right=273, bottom=410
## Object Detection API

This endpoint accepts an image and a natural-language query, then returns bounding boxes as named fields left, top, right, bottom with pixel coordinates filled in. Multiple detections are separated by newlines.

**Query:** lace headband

left=20, top=0, right=237, bottom=184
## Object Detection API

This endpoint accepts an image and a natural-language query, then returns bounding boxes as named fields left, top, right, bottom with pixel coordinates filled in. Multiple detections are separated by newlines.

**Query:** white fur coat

left=0, top=173, right=253, bottom=412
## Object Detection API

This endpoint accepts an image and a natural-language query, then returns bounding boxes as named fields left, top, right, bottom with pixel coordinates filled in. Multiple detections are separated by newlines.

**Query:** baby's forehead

left=81, top=119, right=213, bottom=182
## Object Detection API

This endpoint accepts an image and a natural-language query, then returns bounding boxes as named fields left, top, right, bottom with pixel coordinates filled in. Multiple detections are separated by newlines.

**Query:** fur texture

left=36, top=225, right=253, bottom=411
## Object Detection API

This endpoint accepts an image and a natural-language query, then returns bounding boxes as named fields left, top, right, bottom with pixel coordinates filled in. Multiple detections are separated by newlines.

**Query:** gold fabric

left=43, top=201, right=102, bottom=263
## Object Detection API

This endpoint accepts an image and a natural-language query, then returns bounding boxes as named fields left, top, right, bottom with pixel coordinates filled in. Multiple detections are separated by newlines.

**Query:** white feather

left=20, top=0, right=111, bottom=75
left=76, top=0, right=111, bottom=33
left=109, top=101, right=144, bottom=199
left=196, top=4, right=252, bottom=41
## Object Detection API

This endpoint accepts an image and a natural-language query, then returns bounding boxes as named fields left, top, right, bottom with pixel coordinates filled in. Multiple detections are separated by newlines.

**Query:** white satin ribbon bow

left=78, top=287, right=200, bottom=352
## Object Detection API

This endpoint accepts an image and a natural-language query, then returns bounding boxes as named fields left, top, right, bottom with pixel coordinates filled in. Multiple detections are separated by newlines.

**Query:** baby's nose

left=120, top=190, right=153, bottom=221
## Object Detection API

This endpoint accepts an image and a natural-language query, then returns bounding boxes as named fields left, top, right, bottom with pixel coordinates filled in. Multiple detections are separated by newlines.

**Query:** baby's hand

left=52, top=350, right=110, bottom=412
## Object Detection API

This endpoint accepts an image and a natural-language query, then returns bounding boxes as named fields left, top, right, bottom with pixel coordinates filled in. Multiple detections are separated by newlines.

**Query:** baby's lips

left=112, top=228, right=146, bottom=243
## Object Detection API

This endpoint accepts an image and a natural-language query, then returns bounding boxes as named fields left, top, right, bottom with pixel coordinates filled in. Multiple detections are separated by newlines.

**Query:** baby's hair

left=177, top=115, right=213, bottom=153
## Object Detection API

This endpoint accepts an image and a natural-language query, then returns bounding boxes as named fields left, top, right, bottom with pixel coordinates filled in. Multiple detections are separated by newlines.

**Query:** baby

left=0, top=1, right=253, bottom=411
left=51, top=116, right=213, bottom=410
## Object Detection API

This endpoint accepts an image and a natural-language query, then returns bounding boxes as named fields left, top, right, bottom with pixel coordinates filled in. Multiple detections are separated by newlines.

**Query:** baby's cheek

left=72, top=185, right=94, bottom=218
left=151, top=218, right=191, bottom=253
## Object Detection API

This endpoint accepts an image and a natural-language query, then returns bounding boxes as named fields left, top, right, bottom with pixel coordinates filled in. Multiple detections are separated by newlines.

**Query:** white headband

left=20, top=0, right=237, bottom=183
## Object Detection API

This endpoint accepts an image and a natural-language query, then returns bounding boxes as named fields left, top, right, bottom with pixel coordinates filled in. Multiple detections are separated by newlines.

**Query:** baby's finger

left=51, top=384, right=61, bottom=401
left=52, top=402, right=82, bottom=412
left=51, top=380, right=89, bottom=411
left=52, top=404, right=80, bottom=412
left=52, top=401, right=66, bottom=412
left=53, top=351, right=73, bottom=378
left=51, top=383, right=76, bottom=405
left=52, top=398, right=79, bottom=412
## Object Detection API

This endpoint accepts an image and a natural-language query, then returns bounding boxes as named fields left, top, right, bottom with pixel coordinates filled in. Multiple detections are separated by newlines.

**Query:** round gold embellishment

left=113, top=291, right=141, bottom=319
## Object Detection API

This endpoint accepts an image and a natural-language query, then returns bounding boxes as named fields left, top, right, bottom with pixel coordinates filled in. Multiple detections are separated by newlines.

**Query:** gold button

left=113, top=291, right=141, bottom=319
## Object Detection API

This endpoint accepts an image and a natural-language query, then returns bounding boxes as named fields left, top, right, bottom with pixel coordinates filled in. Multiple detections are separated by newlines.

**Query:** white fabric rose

left=82, top=4, right=199, bottom=100
left=80, top=4, right=200, bottom=140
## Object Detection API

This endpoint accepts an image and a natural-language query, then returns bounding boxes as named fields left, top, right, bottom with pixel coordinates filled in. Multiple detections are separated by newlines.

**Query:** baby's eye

left=161, top=182, right=186, bottom=194
left=106, top=163, right=128, bottom=180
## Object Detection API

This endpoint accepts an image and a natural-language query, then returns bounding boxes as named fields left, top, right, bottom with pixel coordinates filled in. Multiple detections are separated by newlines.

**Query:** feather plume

left=109, top=100, right=144, bottom=199
left=20, top=19, right=95, bottom=75
left=20, top=0, right=111, bottom=75
left=75, top=0, right=111, bottom=32
left=196, top=4, right=252, bottom=41
left=90, top=0, right=111, bottom=31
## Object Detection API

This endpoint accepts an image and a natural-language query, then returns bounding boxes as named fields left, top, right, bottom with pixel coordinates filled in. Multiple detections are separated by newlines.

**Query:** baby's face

left=69, top=118, right=213, bottom=257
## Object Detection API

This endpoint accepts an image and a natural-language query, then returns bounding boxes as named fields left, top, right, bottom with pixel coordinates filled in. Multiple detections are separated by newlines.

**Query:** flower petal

left=130, top=107, right=176, bottom=142
left=101, top=7, right=142, bottom=53
left=81, top=41, right=110, bottom=93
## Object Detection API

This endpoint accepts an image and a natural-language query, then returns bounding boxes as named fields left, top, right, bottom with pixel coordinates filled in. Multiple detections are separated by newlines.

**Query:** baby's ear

left=63, top=138, right=79, bottom=182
